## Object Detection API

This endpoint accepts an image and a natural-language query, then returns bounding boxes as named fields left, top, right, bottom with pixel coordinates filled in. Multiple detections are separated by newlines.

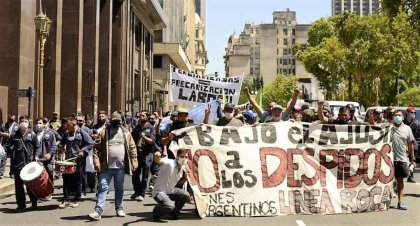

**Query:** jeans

left=132, top=152, right=153, bottom=197
left=0, top=153, right=6, bottom=176
left=153, top=188, right=190, bottom=218
left=95, top=168, right=125, bottom=214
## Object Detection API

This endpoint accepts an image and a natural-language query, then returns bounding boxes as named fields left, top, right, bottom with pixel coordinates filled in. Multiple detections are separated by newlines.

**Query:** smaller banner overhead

left=169, top=65, right=243, bottom=105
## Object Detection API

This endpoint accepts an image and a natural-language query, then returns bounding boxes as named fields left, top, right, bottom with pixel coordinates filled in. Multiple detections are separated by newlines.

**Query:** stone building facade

left=0, top=0, right=167, bottom=121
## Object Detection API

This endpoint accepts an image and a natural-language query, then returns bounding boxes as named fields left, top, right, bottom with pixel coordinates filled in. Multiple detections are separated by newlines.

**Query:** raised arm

left=317, top=100, right=329, bottom=124
left=244, top=87, right=264, bottom=117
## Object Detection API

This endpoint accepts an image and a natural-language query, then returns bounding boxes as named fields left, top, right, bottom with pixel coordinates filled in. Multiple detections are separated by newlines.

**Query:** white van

left=325, top=101, right=361, bottom=117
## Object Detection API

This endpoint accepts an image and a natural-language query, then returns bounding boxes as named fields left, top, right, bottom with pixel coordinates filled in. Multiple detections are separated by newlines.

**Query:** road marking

left=296, top=220, right=306, bottom=226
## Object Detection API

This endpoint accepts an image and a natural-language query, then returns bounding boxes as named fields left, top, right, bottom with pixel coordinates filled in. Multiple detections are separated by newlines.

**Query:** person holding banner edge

left=391, top=110, right=416, bottom=210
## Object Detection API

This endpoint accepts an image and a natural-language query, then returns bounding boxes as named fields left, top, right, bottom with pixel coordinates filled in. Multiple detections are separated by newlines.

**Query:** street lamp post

left=34, top=10, right=51, bottom=118
left=374, top=77, right=381, bottom=106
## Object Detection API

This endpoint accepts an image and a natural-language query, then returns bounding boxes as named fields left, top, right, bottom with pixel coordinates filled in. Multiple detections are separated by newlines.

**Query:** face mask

left=19, top=122, right=29, bottom=130
left=406, top=113, right=414, bottom=120
left=149, top=120, right=156, bottom=126
left=394, top=115, right=403, bottom=125
left=111, top=120, right=121, bottom=127
left=177, top=158, right=188, bottom=166
left=35, top=124, right=43, bottom=132
left=224, top=112, right=233, bottom=119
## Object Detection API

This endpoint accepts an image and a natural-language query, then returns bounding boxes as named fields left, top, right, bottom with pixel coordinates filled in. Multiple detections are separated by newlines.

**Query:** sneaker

left=59, top=201, right=70, bottom=209
left=88, top=211, right=101, bottom=221
left=71, top=201, right=80, bottom=208
left=0, top=175, right=4, bottom=179
left=407, top=177, right=416, bottom=183
left=116, top=209, right=126, bottom=217
left=15, top=206, right=26, bottom=212
left=148, top=185, right=154, bottom=191
left=81, top=193, right=86, bottom=198
left=170, top=212, right=179, bottom=220
left=397, top=202, right=407, bottom=210
left=130, top=193, right=138, bottom=200
left=45, top=195, right=53, bottom=201
left=136, top=195, right=144, bottom=202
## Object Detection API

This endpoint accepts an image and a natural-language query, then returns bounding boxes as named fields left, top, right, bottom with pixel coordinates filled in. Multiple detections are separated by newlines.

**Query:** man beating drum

left=3, top=115, right=41, bottom=212
left=58, top=117, right=94, bottom=209
left=34, top=117, right=57, bottom=201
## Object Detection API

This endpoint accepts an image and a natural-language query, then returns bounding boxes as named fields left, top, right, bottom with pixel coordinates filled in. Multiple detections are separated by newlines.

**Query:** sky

left=205, top=0, right=331, bottom=77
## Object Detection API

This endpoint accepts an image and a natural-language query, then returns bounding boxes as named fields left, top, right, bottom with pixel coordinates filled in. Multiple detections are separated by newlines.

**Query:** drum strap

left=20, top=138, right=32, bottom=164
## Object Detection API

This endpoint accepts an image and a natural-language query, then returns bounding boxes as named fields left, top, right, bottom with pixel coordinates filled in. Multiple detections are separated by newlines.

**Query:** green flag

left=256, top=88, right=263, bottom=107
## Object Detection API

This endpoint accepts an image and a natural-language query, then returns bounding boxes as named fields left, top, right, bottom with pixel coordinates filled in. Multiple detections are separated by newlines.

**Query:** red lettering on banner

left=319, top=149, right=338, bottom=187
left=302, top=148, right=320, bottom=186
left=260, top=147, right=287, bottom=188
left=193, top=149, right=221, bottom=193
left=287, top=149, right=302, bottom=187
left=379, top=144, right=394, bottom=184
left=344, top=149, right=364, bottom=188
left=362, top=148, right=381, bottom=186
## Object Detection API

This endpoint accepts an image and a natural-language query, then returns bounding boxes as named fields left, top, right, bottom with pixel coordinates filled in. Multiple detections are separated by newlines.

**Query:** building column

left=82, top=0, right=99, bottom=117
left=60, top=0, right=83, bottom=116
left=98, top=0, right=112, bottom=114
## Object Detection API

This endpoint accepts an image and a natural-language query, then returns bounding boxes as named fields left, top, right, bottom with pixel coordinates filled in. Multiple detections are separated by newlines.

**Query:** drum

left=20, top=162, right=53, bottom=198
left=54, top=161, right=76, bottom=174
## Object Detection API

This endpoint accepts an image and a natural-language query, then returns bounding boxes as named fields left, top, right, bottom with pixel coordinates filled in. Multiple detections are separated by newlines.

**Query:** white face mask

left=19, top=122, right=29, bottom=130
left=224, top=112, right=233, bottom=119
left=35, top=124, right=43, bottom=132
left=406, top=113, right=415, bottom=120
left=177, top=158, right=188, bottom=166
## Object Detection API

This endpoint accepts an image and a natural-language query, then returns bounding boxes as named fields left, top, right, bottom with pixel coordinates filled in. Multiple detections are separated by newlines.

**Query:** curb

left=0, top=181, right=14, bottom=199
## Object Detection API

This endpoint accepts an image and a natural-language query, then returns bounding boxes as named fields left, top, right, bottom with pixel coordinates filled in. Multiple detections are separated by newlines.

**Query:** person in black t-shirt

left=318, top=100, right=350, bottom=125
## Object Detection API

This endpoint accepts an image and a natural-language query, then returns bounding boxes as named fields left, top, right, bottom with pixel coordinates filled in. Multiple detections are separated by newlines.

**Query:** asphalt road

left=0, top=172, right=420, bottom=226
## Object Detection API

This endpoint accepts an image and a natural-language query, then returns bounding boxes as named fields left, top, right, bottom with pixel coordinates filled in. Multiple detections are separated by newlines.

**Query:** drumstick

left=64, top=157, right=78, bottom=162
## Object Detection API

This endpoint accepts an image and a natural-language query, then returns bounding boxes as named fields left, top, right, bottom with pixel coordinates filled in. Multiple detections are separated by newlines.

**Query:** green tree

left=397, top=87, right=420, bottom=106
left=262, top=75, right=297, bottom=107
left=295, top=13, right=419, bottom=108
left=381, top=0, right=420, bottom=31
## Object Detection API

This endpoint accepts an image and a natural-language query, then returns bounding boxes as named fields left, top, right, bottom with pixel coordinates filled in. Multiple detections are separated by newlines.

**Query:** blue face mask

left=393, top=115, right=403, bottom=125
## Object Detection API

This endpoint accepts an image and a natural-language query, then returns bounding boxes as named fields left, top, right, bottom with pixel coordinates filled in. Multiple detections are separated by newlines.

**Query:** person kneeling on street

left=152, top=148, right=190, bottom=222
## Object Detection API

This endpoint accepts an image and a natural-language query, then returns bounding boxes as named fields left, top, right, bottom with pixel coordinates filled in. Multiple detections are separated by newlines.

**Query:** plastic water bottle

left=409, top=163, right=415, bottom=173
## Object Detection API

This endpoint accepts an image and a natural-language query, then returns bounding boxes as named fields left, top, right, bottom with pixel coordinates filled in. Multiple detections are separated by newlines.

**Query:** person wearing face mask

left=49, top=112, right=61, bottom=132
left=391, top=110, right=416, bottom=210
left=59, top=117, right=94, bottom=209
left=203, top=103, right=243, bottom=126
left=4, top=115, right=41, bottom=211
left=88, top=112, right=137, bottom=220
left=152, top=148, right=190, bottom=222
left=403, top=107, right=420, bottom=183
left=130, top=111, right=156, bottom=202
left=318, top=100, right=350, bottom=125
left=76, top=114, right=93, bottom=136
left=34, top=118, right=56, bottom=200
left=0, top=113, right=17, bottom=179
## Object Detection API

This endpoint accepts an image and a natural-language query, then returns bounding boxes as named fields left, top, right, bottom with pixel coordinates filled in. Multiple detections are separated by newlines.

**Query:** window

left=256, top=29, right=259, bottom=34
left=277, top=38, right=279, bottom=45
left=283, top=39, right=288, bottom=45
left=288, top=21, right=291, bottom=24
left=292, top=59, right=296, bottom=65
left=292, top=29, right=296, bottom=35
left=251, top=68, right=254, bottom=74
left=283, top=59, right=287, bottom=65
left=277, top=48, right=279, bottom=55
left=292, top=69, right=296, bottom=75
left=292, top=39, right=296, bottom=45
left=288, top=49, right=292, bottom=54
left=283, top=29, right=288, bottom=35
left=196, top=30, right=199, bottom=38
left=283, top=48, right=288, bottom=55
left=288, top=59, right=291, bottom=64
left=277, top=28, right=279, bottom=34
left=250, top=29, right=254, bottom=34
left=153, top=55, right=162, bottom=68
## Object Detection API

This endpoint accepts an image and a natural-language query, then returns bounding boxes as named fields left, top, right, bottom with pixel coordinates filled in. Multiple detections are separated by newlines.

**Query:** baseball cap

left=407, top=107, right=416, bottom=113
left=177, top=107, right=189, bottom=114
left=111, top=111, right=122, bottom=121
left=171, top=111, right=178, bottom=116
left=243, top=110, right=257, bottom=121
left=346, top=104, right=356, bottom=111
left=224, top=103, right=235, bottom=110
left=272, top=105, right=283, bottom=111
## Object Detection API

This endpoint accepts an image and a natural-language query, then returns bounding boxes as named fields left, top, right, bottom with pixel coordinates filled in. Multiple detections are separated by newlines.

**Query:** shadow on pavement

left=60, top=215, right=91, bottom=222
left=404, top=193, right=420, bottom=198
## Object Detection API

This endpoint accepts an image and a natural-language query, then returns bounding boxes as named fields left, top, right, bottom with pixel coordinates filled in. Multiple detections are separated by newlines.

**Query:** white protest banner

left=169, top=65, right=243, bottom=105
left=172, top=122, right=394, bottom=217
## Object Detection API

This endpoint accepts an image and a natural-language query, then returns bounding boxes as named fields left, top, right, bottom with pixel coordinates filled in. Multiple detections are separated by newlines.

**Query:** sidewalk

left=0, top=158, right=14, bottom=199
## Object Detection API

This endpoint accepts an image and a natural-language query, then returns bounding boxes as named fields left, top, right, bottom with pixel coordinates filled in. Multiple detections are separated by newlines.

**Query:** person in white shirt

left=152, top=148, right=190, bottom=222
